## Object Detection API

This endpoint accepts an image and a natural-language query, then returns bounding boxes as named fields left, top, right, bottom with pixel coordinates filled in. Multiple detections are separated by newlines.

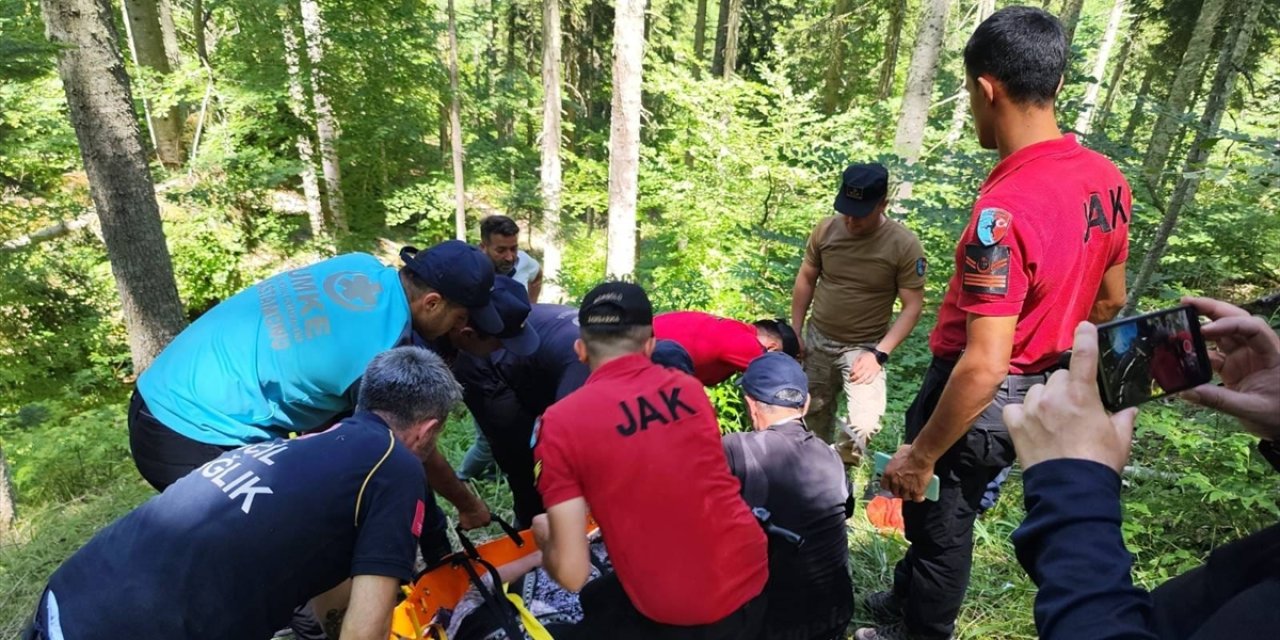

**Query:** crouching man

left=25, top=347, right=463, bottom=640
left=726, top=352, right=855, bottom=639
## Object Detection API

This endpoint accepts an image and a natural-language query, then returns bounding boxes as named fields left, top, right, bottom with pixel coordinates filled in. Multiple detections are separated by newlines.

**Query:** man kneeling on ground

left=725, top=352, right=855, bottom=640
left=25, top=347, right=463, bottom=640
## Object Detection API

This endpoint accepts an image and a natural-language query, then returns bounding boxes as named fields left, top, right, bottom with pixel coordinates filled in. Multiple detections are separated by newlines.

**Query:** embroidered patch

left=529, top=417, right=542, bottom=448
left=962, top=244, right=1010, bottom=295
left=533, top=459, right=543, bottom=484
left=915, top=257, right=927, bottom=277
left=411, top=499, right=425, bottom=537
left=976, top=208, right=1012, bottom=246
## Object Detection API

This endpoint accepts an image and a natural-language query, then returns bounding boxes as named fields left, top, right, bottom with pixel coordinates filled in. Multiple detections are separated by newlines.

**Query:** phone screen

left=1096, top=305, right=1212, bottom=411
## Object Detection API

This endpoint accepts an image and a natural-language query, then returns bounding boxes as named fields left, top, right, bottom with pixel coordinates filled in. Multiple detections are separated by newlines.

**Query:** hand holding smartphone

left=873, top=452, right=940, bottom=501
left=1094, top=304, right=1213, bottom=411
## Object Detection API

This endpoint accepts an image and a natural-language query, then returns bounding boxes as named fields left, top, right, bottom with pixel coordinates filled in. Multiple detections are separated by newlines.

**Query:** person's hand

left=882, top=444, right=934, bottom=502
left=1003, top=322, right=1138, bottom=473
left=849, top=350, right=882, bottom=384
left=1180, top=296, right=1280, bottom=440
left=457, top=501, right=493, bottom=530
left=531, top=514, right=551, bottom=549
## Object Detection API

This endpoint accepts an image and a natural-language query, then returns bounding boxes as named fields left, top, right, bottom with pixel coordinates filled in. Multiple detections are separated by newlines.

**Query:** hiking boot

left=861, top=590, right=904, bottom=625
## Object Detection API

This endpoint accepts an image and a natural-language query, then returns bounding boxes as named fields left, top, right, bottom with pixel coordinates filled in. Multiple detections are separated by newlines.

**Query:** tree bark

left=1122, top=62, right=1156, bottom=147
left=892, top=0, right=952, bottom=202
left=1074, top=0, right=1125, bottom=134
left=40, top=0, right=188, bottom=372
left=712, top=0, right=729, bottom=77
left=540, top=0, right=565, bottom=301
left=1124, top=0, right=1260, bottom=314
left=1094, top=14, right=1140, bottom=134
left=122, top=0, right=184, bottom=167
left=694, top=0, right=708, bottom=61
left=1141, top=0, right=1225, bottom=190
left=877, top=0, right=906, bottom=100
left=299, top=0, right=347, bottom=233
left=282, top=13, right=326, bottom=235
left=446, top=0, right=466, bottom=240
left=193, top=0, right=207, bottom=64
left=0, top=446, right=14, bottom=531
left=722, top=0, right=742, bottom=79
left=821, top=0, right=853, bottom=115
left=944, top=0, right=995, bottom=143
left=1059, top=0, right=1085, bottom=47
left=606, top=0, right=646, bottom=279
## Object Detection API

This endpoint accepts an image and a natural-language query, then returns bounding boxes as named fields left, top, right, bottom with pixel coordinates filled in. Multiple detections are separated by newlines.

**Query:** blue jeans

left=457, top=421, right=498, bottom=481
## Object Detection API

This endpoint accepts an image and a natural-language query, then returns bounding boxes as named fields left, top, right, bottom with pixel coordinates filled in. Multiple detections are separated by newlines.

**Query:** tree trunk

left=40, top=0, right=188, bottom=372
left=1141, top=0, right=1225, bottom=190
left=877, top=0, right=906, bottom=100
left=1059, top=0, right=1085, bottom=47
left=1074, top=0, right=1125, bottom=134
left=282, top=14, right=326, bottom=235
left=193, top=0, right=207, bottom=64
left=821, top=0, right=853, bottom=115
left=1122, top=62, right=1156, bottom=147
left=122, top=0, right=184, bottom=167
left=1094, top=15, right=1140, bottom=134
left=0, top=447, right=16, bottom=532
left=694, top=0, right=708, bottom=61
left=606, top=0, right=646, bottom=279
left=892, top=0, right=951, bottom=202
left=446, top=0, right=466, bottom=240
left=712, top=0, right=729, bottom=77
left=722, top=0, right=742, bottom=79
left=540, top=0, right=565, bottom=301
left=944, top=0, right=995, bottom=143
left=1124, top=0, right=1260, bottom=314
left=299, top=0, right=347, bottom=232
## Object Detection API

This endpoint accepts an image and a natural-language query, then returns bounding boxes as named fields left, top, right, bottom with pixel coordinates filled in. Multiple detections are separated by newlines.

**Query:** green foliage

left=0, top=397, right=133, bottom=506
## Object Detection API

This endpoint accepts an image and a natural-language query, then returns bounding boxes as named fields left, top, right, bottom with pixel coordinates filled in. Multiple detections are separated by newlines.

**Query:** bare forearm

left=791, top=278, right=815, bottom=332
left=338, top=575, right=398, bottom=640
left=1089, top=299, right=1122, bottom=324
left=910, top=353, right=1007, bottom=462
left=877, top=299, right=924, bottom=354
left=424, top=448, right=483, bottom=512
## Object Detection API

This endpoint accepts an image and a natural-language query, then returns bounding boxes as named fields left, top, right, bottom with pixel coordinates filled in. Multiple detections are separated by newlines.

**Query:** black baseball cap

left=400, top=241, right=502, bottom=335
left=578, top=281, right=653, bottom=327
left=740, top=352, right=809, bottom=409
left=481, top=276, right=541, bottom=356
left=652, top=340, right=695, bottom=376
left=833, top=163, right=889, bottom=218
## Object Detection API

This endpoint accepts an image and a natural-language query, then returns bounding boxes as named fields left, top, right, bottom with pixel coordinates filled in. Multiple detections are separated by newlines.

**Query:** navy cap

left=579, top=282, right=653, bottom=327
left=400, top=241, right=502, bottom=335
left=652, top=340, right=695, bottom=376
left=833, top=163, right=889, bottom=218
left=483, top=276, right=541, bottom=356
left=740, top=352, right=809, bottom=408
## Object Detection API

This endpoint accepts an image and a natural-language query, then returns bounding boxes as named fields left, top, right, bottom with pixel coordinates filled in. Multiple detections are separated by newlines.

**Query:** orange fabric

left=866, top=495, right=905, bottom=534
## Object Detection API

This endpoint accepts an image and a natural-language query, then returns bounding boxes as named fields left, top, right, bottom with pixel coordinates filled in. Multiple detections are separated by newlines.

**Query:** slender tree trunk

left=540, top=0, right=565, bottom=301
left=821, top=0, right=853, bottom=114
left=712, top=0, right=729, bottom=77
left=1124, top=0, right=1260, bottom=314
left=193, top=0, right=207, bottom=64
left=694, top=0, right=708, bottom=61
left=1123, top=62, right=1156, bottom=147
left=282, top=15, right=326, bottom=235
left=945, top=0, right=995, bottom=143
left=299, top=0, right=347, bottom=232
left=892, top=0, right=951, bottom=202
left=1094, top=16, right=1139, bottom=134
left=40, top=0, right=188, bottom=371
left=0, top=447, right=15, bottom=531
left=877, top=0, right=907, bottom=100
left=606, top=0, right=646, bottom=279
left=1059, top=0, right=1085, bottom=47
left=1141, top=0, right=1225, bottom=190
left=1074, top=0, right=1125, bottom=134
left=722, top=0, right=742, bottom=79
left=122, top=0, right=184, bottom=166
left=446, top=0, right=466, bottom=240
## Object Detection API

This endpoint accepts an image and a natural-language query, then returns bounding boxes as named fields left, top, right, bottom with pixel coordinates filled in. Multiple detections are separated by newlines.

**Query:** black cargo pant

left=891, top=358, right=1048, bottom=640
left=565, top=572, right=767, bottom=640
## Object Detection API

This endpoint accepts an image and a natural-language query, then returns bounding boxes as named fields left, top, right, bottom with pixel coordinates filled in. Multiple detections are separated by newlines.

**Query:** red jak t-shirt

left=533, top=353, right=768, bottom=625
left=653, top=311, right=764, bottom=386
left=930, top=134, right=1132, bottom=374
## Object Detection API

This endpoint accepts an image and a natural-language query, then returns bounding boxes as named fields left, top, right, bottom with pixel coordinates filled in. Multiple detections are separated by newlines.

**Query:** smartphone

left=873, top=452, right=940, bottom=501
left=1095, top=304, right=1212, bottom=411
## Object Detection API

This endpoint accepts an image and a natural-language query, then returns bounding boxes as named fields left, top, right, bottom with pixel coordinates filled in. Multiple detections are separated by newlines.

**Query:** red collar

left=585, top=352, right=654, bottom=385
left=980, top=134, right=1080, bottom=196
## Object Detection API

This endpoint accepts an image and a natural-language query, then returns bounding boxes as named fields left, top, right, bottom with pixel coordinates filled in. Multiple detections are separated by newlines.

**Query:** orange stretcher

left=389, top=516, right=597, bottom=640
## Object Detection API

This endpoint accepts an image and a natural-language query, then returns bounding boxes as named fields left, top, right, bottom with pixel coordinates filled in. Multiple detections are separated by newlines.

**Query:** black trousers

left=1151, top=523, right=1280, bottom=639
left=567, top=573, right=767, bottom=640
left=471, top=386, right=544, bottom=527
left=891, top=359, right=1046, bottom=639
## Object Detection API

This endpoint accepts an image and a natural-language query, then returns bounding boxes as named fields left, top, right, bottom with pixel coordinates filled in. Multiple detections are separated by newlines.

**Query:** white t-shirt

left=511, top=249, right=541, bottom=291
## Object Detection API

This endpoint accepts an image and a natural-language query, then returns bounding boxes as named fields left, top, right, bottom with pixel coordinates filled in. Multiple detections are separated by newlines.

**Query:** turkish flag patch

left=411, top=499, right=425, bottom=537
left=962, top=244, right=1010, bottom=295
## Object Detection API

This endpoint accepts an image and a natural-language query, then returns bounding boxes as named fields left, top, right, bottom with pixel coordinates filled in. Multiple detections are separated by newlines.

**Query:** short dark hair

left=963, top=6, right=1067, bottom=106
left=480, top=215, right=520, bottom=243
left=357, top=347, right=463, bottom=430
left=580, top=324, right=653, bottom=360
left=752, top=319, right=800, bottom=359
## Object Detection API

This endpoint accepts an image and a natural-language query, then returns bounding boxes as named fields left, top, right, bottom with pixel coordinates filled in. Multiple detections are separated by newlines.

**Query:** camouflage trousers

left=802, top=324, right=887, bottom=466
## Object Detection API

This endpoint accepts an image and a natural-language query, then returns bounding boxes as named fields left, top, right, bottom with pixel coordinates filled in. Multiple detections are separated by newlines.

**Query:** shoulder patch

left=529, top=417, right=542, bottom=448
left=411, top=499, right=425, bottom=537
left=915, top=257, right=927, bottom=277
left=976, top=208, right=1012, bottom=246
left=962, top=244, right=1010, bottom=295
left=533, top=459, right=543, bottom=484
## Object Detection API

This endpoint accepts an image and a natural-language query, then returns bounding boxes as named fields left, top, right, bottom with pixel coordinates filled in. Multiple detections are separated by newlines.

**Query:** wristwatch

left=872, top=349, right=890, bottom=365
